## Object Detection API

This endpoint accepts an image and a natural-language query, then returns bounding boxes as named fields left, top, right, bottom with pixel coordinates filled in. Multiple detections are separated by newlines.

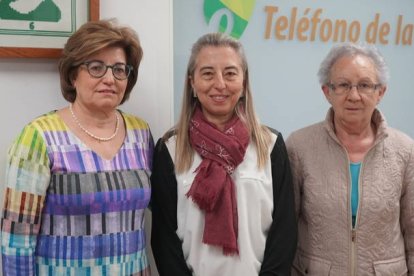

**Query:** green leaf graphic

left=204, top=0, right=256, bottom=39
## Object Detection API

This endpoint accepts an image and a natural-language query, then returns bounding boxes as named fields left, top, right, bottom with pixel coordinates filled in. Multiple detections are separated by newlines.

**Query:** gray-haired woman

left=287, top=43, right=414, bottom=275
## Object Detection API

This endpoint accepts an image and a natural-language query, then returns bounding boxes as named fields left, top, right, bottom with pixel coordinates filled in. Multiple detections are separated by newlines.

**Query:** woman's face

left=322, top=55, right=386, bottom=129
left=73, top=46, right=128, bottom=112
left=191, top=46, right=244, bottom=128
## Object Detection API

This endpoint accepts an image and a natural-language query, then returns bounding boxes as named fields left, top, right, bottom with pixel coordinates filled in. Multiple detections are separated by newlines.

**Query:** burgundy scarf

left=187, top=107, right=249, bottom=255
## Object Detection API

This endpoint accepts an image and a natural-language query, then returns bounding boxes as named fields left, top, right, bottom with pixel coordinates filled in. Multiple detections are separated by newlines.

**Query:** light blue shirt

left=350, top=162, right=361, bottom=228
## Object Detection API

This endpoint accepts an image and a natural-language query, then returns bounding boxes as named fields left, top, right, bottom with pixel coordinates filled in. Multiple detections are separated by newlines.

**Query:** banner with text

left=173, top=0, right=414, bottom=138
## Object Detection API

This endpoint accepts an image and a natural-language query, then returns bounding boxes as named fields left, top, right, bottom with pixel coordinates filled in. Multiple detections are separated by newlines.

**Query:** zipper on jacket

left=331, top=118, right=383, bottom=276
left=350, top=160, right=363, bottom=276
left=348, top=158, right=362, bottom=276
left=351, top=229, right=356, bottom=276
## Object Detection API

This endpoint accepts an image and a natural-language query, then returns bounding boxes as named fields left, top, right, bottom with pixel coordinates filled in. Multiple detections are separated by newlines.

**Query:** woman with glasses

left=1, top=19, right=153, bottom=275
left=287, top=43, right=414, bottom=275
left=150, top=33, right=297, bottom=276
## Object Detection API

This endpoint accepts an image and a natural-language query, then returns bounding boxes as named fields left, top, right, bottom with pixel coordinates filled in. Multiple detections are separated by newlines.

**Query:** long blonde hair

left=166, top=33, right=271, bottom=173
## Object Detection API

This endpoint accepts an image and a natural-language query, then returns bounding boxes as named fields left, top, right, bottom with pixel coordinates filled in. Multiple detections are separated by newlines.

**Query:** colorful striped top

left=1, top=111, right=153, bottom=276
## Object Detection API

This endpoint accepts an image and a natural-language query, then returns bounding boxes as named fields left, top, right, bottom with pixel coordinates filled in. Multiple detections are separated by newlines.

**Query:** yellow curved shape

left=220, top=0, right=256, bottom=21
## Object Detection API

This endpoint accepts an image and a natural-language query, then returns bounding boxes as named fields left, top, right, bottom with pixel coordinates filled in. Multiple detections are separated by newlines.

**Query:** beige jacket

left=286, top=109, right=414, bottom=276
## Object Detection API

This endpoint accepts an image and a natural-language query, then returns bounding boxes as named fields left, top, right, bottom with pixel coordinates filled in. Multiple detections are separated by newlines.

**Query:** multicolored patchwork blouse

left=1, top=111, right=153, bottom=275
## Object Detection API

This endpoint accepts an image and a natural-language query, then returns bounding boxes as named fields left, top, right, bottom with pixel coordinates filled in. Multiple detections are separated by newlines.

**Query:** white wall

left=0, top=1, right=172, bottom=275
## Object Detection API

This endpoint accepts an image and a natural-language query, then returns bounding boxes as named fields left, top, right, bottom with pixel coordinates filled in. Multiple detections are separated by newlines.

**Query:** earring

left=193, top=91, right=197, bottom=98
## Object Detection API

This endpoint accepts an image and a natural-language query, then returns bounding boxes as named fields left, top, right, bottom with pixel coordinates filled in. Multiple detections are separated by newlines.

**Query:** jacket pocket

left=292, top=252, right=331, bottom=276
left=373, top=256, right=407, bottom=276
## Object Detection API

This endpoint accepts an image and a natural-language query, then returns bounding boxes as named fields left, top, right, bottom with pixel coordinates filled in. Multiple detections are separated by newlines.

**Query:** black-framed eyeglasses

left=81, top=60, right=133, bottom=80
left=328, top=81, right=381, bottom=96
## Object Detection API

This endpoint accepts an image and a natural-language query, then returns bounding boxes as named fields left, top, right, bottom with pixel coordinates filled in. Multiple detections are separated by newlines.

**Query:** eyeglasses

left=81, top=60, right=133, bottom=80
left=328, top=82, right=381, bottom=96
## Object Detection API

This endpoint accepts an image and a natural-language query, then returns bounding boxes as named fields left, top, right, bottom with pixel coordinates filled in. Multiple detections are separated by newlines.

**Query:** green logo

left=204, top=0, right=256, bottom=39
left=0, top=0, right=61, bottom=22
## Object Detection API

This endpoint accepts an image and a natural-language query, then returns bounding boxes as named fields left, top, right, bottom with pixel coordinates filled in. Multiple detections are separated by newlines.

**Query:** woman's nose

left=214, top=74, right=226, bottom=89
left=102, top=68, right=115, bottom=83
left=347, top=85, right=362, bottom=100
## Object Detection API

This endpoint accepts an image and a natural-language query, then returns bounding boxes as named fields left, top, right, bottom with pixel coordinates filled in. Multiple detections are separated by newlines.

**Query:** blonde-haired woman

left=151, top=33, right=297, bottom=276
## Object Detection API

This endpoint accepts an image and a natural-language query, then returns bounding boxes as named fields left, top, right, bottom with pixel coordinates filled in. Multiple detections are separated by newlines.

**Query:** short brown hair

left=59, top=19, right=143, bottom=104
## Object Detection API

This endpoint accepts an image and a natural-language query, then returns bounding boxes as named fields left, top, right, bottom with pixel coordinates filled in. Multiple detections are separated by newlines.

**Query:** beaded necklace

left=69, top=104, right=120, bottom=142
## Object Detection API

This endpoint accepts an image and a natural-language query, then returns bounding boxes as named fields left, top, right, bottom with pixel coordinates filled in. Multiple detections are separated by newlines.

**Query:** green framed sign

left=0, top=0, right=99, bottom=58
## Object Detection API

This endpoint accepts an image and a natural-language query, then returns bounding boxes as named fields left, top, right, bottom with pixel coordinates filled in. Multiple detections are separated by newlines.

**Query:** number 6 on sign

left=0, top=0, right=100, bottom=58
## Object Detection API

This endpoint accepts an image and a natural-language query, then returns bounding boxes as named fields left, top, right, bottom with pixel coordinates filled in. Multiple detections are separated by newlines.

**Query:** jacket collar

left=323, top=107, right=389, bottom=143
